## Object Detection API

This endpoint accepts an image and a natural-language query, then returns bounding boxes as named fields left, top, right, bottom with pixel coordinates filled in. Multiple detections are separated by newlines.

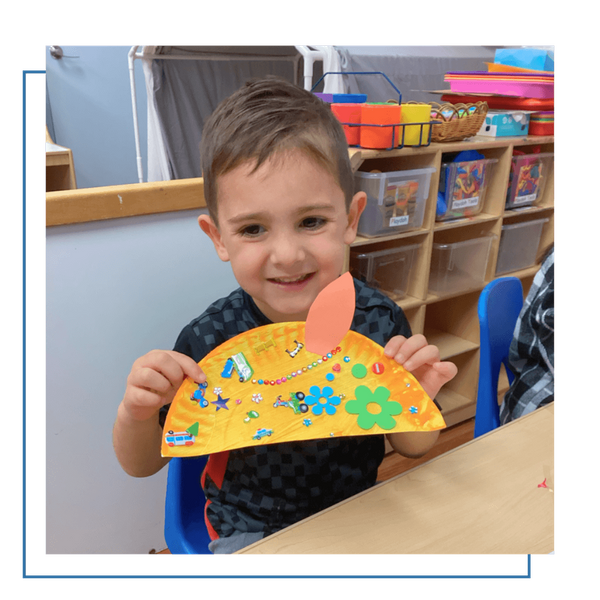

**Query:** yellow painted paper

left=162, top=326, right=446, bottom=458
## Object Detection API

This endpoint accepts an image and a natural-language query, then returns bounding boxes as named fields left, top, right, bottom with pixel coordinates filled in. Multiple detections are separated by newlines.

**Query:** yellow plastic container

left=400, top=103, right=432, bottom=146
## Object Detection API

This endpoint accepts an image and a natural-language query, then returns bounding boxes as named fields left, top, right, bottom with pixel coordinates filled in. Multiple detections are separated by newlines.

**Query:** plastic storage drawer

left=351, top=243, right=421, bottom=301
left=436, top=158, right=498, bottom=222
left=355, top=167, right=436, bottom=237
left=495, top=218, right=549, bottom=275
left=428, top=235, right=496, bottom=296
left=505, top=152, right=553, bottom=209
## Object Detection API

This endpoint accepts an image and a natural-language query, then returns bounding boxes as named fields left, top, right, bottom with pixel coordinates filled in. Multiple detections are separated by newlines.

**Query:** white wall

left=46, top=209, right=238, bottom=553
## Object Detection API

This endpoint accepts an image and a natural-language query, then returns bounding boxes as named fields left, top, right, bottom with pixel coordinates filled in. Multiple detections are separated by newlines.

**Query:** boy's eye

left=239, top=224, right=265, bottom=237
left=301, top=216, right=327, bottom=230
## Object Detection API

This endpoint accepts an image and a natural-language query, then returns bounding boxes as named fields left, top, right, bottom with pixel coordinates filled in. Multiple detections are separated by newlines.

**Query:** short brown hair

left=201, top=76, right=353, bottom=224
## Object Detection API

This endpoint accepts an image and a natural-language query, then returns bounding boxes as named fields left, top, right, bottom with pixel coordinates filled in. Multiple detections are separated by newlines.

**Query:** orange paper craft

left=162, top=275, right=446, bottom=457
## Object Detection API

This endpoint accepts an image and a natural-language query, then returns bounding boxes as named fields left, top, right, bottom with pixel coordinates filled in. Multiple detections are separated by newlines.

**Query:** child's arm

left=383, top=335, right=458, bottom=458
left=113, top=350, right=206, bottom=477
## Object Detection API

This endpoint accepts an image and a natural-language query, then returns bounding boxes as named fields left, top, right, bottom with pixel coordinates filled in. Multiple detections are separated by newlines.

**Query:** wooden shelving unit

left=44, top=132, right=553, bottom=429
left=346, top=135, right=554, bottom=428
left=46, top=127, right=77, bottom=192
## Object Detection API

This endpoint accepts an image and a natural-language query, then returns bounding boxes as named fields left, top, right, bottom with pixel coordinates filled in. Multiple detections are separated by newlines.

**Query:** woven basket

left=428, top=101, right=489, bottom=142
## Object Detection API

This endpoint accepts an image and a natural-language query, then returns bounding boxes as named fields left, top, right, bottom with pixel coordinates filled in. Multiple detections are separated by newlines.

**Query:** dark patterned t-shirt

left=163, top=278, right=411, bottom=541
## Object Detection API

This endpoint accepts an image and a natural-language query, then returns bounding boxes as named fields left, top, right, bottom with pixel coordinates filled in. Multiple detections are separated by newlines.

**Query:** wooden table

left=238, top=404, right=554, bottom=554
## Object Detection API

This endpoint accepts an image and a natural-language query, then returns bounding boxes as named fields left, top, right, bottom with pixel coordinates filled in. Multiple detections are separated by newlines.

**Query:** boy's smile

left=199, top=150, right=366, bottom=323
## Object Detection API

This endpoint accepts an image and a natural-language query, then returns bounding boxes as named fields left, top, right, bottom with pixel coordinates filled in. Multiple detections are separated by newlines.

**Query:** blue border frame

left=21, top=555, right=533, bottom=581
left=20, top=69, right=45, bottom=581
left=27, top=69, right=532, bottom=580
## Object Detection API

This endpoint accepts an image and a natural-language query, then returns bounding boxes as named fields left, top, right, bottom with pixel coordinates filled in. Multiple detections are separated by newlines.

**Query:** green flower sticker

left=345, top=385, right=403, bottom=430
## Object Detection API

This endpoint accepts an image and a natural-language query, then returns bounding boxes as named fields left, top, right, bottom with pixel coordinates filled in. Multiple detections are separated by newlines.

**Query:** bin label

left=389, top=215, right=409, bottom=227
left=514, top=192, right=537, bottom=205
left=451, top=196, right=479, bottom=210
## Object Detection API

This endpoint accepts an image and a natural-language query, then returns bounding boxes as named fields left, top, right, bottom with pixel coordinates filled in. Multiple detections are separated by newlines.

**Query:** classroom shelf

left=346, top=134, right=554, bottom=427
left=46, top=133, right=554, bottom=428
left=46, top=126, right=77, bottom=192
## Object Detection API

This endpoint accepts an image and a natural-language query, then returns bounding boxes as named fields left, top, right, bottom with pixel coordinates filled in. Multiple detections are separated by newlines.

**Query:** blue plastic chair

left=474, top=277, right=524, bottom=438
left=164, top=455, right=212, bottom=554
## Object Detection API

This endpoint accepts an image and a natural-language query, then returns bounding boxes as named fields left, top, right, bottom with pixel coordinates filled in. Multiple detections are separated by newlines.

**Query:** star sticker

left=211, top=395, right=230, bottom=411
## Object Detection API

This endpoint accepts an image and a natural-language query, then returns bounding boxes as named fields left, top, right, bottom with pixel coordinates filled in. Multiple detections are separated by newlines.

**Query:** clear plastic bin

left=505, top=152, right=554, bottom=209
left=428, top=235, right=496, bottom=296
left=495, top=218, right=549, bottom=275
left=350, top=243, right=421, bottom=300
left=354, top=167, right=436, bottom=237
left=436, top=158, right=498, bottom=222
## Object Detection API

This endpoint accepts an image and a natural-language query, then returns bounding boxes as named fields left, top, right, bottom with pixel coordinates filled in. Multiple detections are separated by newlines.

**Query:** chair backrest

left=164, top=455, right=212, bottom=554
left=474, top=277, right=524, bottom=438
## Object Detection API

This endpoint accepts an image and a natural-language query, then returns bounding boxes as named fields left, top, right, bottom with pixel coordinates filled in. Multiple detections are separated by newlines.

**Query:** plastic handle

left=311, top=71, right=402, bottom=104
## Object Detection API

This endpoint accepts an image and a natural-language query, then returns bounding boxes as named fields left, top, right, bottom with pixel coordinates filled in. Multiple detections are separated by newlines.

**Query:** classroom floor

left=154, top=418, right=475, bottom=554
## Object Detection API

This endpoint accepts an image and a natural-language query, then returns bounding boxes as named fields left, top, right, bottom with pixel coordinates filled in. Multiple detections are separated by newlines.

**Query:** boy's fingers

left=137, top=350, right=205, bottom=386
left=164, top=351, right=206, bottom=384
left=434, top=361, right=458, bottom=381
left=403, top=344, right=440, bottom=372
left=130, top=367, right=172, bottom=394
left=389, top=334, right=429, bottom=365
left=128, top=385, right=164, bottom=409
left=383, top=335, right=407, bottom=358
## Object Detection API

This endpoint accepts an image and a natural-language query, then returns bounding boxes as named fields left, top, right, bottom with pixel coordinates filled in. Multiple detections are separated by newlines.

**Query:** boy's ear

left=198, top=214, right=230, bottom=262
left=343, top=191, right=367, bottom=245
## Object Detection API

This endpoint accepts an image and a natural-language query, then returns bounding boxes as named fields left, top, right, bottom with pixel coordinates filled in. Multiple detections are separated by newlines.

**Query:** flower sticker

left=251, top=393, right=263, bottom=404
left=345, top=385, right=403, bottom=430
left=304, top=385, right=341, bottom=416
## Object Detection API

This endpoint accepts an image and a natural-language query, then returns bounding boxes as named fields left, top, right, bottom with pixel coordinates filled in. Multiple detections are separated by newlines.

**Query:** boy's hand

left=122, top=350, right=206, bottom=423
left=384, top=334, right=457, bottom=401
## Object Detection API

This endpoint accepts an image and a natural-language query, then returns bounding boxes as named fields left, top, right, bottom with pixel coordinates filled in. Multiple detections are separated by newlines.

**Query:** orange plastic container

left=360, top=104, right=402, bottom=149
left=331, top=103, right=362, bottom=145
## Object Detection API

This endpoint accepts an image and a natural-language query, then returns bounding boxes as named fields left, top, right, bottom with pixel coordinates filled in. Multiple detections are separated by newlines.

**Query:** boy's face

left=199, top=150, right=366, bottom=323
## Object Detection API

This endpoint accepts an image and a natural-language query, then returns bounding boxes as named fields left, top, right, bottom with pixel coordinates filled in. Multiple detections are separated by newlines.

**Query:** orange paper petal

left=304, top=272, right=355, bottom=356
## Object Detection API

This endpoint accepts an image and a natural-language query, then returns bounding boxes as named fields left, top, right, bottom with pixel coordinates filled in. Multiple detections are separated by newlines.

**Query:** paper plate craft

left=162, top=273, right=446, bottom=457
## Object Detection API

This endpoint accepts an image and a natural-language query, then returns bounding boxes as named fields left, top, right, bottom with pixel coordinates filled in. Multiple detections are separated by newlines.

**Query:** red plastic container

left=331, top=103, right=362, bottom=145
left=529, top=111, right=554, bottom=136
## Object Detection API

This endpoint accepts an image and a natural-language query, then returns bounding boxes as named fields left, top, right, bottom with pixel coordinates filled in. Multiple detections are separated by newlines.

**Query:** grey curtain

left=150, top=46, right=302, bottom=180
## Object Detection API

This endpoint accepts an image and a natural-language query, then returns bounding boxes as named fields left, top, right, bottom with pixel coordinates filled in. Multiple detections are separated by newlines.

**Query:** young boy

left=113, top=77, right=457, bottom=554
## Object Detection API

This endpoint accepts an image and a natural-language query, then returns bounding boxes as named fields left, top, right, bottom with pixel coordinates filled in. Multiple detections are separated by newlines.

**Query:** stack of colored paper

left=437, top=56, right=554, bottom=112
left=444, top=71, right=554, bottom=100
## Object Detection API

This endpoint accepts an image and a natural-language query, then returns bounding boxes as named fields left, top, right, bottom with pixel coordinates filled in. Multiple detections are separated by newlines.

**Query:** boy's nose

left=269, top=233, right=306, bottom=267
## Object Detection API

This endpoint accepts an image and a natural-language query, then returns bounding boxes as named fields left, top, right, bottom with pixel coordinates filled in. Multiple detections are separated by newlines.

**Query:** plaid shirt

left=166, top=278, right=411, bottom=541
left=499, top=248, right=554, bottom=424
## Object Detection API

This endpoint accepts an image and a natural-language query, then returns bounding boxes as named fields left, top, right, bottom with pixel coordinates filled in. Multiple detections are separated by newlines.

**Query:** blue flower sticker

left=304, top=385, right=341, bottom=416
